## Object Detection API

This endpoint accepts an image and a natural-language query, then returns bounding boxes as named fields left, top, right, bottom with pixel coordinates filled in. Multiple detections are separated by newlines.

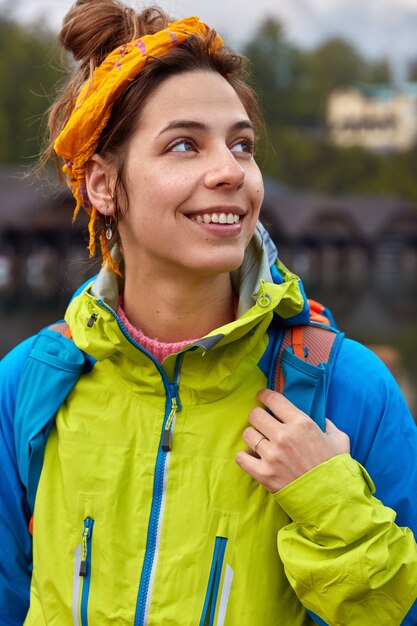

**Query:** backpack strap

left=269, top=322, right=344, bottom=431
left=14, top=322, right=89, bottom=517
left=308, top=298, right=337, bottom=328
left=48, top=321, right=73, bottom=339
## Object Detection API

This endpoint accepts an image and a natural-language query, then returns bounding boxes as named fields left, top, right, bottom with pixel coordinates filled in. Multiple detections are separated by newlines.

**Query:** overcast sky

left=5, top=0, right=417, bottom=77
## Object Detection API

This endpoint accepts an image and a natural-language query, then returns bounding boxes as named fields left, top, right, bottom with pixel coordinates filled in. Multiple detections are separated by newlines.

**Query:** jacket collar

left=66, top=225, right=310, bottom=363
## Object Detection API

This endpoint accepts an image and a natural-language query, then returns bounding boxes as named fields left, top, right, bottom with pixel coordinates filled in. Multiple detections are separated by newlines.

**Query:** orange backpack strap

left=272, top=322, right=344, bottom=434
left=275, top=324, right=341, bottom=392
left=48, top=321, right=73, bottom=340
left=308, top=298, right=334, bottom=326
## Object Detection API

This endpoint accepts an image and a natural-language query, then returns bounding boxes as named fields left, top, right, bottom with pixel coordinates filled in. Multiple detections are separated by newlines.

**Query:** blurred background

left=0, top=0, right=416, bottom=415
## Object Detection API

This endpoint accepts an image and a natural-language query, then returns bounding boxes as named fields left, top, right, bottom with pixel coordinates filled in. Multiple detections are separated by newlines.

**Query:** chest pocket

left=31, top=422, right=145, bottom=625
left=72, top=493, right=101, bottom=626
left=200, top=512, right=239, bottom=626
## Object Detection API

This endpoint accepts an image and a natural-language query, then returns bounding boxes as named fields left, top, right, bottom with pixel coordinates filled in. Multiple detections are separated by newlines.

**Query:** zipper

left=95, top=300, right=184, bottom=626
left=200, top=537, right=228, bottom=626
left=79, top=517, right=94, bottom=626
left=162, top=397, right=177, bottom=452
left=134, top=372, right=182, bottom=626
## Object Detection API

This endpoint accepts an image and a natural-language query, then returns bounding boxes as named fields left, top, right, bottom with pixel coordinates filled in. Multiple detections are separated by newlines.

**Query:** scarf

left=54, top=17, right=222, bottom=269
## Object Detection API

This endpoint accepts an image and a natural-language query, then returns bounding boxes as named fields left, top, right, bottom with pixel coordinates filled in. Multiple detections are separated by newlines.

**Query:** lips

left=189, top=212, right=240, bottom=225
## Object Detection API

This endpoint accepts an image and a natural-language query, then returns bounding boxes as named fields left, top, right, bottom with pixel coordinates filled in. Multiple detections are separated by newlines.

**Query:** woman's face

left=116, top=70, right=264, bottom=279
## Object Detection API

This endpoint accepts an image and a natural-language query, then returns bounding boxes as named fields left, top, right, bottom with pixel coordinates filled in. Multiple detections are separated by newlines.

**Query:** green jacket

left=23, top=233, right=417, bottom=625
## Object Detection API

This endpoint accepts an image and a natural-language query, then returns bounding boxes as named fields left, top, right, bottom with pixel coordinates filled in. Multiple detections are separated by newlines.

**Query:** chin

left=192, top=252, right=245, bottom=276
left=169, top=239, right=249, bottom=277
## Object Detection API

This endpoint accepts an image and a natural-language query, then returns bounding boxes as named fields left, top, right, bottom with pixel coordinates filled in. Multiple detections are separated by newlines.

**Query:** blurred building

left=0, top=165, right=90, bottom=300
left=261, top=177, right=417, bottom=307
left=327, top=83, right=417, bottom=152
left=1, top=167, right=417, bottom=297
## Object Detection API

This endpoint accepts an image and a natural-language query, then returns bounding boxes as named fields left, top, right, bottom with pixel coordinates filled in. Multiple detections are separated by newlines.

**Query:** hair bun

left=60, top=1, right=169, bottom=69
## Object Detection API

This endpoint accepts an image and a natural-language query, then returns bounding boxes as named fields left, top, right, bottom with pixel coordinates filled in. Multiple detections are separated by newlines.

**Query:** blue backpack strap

left=14, top=322, right=90, bottom=514
left=263, top=311, right=344, bottom=626
left=269, top=322, right=344, bottom=431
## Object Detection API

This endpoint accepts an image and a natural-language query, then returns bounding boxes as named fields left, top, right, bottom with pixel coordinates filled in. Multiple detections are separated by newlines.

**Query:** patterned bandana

left=54, top=17, right=223, bottom=269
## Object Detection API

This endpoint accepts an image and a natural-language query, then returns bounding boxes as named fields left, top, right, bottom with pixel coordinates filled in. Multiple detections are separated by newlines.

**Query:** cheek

left=253, top=171, right=265, bottom=209
left=255, top=189, right=263, bottom=215
left=245, top=164, right=264, bottom=211
left=137, top=172, right=190, bottom=208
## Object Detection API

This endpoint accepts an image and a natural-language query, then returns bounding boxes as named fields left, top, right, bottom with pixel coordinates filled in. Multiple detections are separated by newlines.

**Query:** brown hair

left=43, top=0, right=263, bottom=257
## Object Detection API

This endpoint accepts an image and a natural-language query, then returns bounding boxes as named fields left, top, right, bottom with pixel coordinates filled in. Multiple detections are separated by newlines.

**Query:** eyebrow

left=157, top=119, right=254, bottom=136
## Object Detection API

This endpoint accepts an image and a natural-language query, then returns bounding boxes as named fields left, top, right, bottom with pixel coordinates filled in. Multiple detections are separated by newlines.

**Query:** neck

left=122, top=269, right=235, bottom=343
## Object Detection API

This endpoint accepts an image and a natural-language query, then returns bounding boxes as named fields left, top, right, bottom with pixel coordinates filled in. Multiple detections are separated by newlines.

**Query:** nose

left=204, top=147, right=245, bottom=190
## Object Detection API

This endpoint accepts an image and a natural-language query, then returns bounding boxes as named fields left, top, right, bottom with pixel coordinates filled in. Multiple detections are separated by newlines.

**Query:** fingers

left=324, top=418, right=337, bottom=433
left=248, top=407, right=281, bottom=441
left=256, top=388, right=309, bottom=424
left=236, top=392, right=351, bottom=493
left=242, top=426, right=269, bottom=456
left=325, top=418, right=351, bottom=452
left=248, top=389, right=311, bottom=440
left=235, top=448, right=262, bottom=477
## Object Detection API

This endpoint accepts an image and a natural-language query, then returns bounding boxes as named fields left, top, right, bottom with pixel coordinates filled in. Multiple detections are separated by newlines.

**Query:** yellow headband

left=54, top=16, right=223, bottom=270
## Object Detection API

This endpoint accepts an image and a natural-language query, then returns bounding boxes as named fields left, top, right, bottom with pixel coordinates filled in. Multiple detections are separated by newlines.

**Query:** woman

left=1, top=2, right=416, bottom=624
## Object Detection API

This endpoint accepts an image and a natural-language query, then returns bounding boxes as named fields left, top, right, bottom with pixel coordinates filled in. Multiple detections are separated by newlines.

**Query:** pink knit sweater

left=117, top=305, right=196, bottom=363
left=117, top=296, right=238, bottom=363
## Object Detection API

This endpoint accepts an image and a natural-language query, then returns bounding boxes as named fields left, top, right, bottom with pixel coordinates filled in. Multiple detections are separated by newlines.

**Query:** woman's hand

left=235, top=389, right=350, bottom=493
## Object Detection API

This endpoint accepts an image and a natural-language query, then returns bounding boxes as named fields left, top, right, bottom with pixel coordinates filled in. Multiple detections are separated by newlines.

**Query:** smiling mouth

left=188, top=212, right=241, bottom=225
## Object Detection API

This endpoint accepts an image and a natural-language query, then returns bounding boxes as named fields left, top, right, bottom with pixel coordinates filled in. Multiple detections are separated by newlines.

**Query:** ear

left=85, top=154, right=116, bottom=217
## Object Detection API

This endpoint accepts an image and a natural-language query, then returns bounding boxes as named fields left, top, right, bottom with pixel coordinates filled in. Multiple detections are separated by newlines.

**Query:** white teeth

left=191, top=212, right=241, bottom=224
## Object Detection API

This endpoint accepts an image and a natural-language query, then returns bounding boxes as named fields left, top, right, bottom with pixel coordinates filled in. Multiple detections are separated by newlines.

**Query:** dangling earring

left=105, top=216, right=113, bottom=241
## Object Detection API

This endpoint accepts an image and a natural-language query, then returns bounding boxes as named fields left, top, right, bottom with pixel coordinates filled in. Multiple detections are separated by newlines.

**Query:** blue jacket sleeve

left=327, top=338, right=417, bottom=625
left=0, top=338, right=36, bottom=625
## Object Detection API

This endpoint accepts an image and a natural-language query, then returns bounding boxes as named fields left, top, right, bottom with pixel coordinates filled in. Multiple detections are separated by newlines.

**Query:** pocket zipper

left=79, top=517, right=94, bottom=626
left=200, top=536, right=228, bottom=626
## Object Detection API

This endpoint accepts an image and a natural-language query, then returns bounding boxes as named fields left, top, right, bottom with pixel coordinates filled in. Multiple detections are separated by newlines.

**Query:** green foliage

left=365, top=59, right=391, bottom=84
left=261, top=126, right=417, bottom=205
left=408, top=58, right=417, bottom=81
left=0, top=13, right=63, bottom=163
left=244, top=18, right=302, bottom=125
left=244, top=16, right=416, bottom=207
left=244, top=20, right=393, bottom=125
left=299, top=38, right=365, bottom=121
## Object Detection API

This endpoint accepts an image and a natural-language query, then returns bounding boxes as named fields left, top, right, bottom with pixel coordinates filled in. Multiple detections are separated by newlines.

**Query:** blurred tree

left=244, top=17, right=416, bottom=207
left=243, top=18, right=303, bottom=126
left=245, top=24, right=392, bottom=127
left=0, top=12, right=62, bottom=163
left=407, top=59, right=417, bottom=81
left=365, top=58, right=391, bottom=84
left=262, top=127, right=417, bottom=205
left=299, top=38, right=370, bottom=122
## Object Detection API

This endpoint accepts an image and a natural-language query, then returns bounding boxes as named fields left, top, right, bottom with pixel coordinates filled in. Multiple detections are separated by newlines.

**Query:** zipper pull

left=87, top=313, right=98, bottom=328
left=79, top=518, right=93, bottom=577
left=256, top=279, right=272, bottom=309
left=162, top=397, right=177, bottom=452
